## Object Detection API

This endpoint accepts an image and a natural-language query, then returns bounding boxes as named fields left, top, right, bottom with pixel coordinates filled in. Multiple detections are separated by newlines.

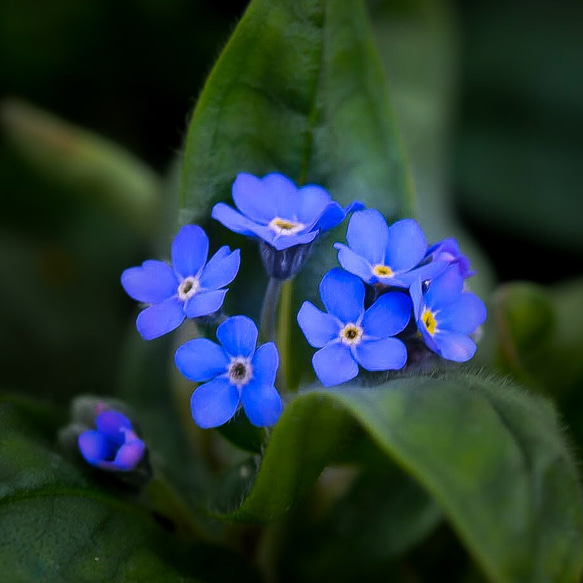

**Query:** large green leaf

left=206, top=372, right=583, bottom=583
left=0, top=395, right=259, bottom=582
left=274, top=462, right=442, bottom=582
left=181, top=0, right=413, bottom=223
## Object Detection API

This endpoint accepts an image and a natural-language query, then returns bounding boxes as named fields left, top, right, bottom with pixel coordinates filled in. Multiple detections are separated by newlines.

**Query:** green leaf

left=493, top=279, right=583, bottom=399
left=275, top=463, right=442, bottom=582
left=208, top=373, right=583, bottom=583
left=181, top=0, right=413, bottom=223
left=0, top=395, right=260, bottom=582
left=0, top=99, right=161, bottom=236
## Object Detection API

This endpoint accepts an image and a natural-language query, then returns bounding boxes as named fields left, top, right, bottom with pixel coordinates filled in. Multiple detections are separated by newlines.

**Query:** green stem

left=276, top=279, right=293, bottom=392
left=259, top=277, right=283, bottom=344
left=143, top=470, right=208, bottom=541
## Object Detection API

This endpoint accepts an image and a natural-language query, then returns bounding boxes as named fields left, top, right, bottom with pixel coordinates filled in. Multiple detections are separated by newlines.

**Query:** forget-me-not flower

left=78, top=410, right=145, bottom=472
left=121, top=225, right=240, bottom=340
left=212, top=173, right=362, bottom=279
left=425, top=238, right=475, bottom=280
left=334, top=209, right=445, bottom=288
left=411, top=265, right=487, bottom=362
left=175, top=315, right=282, bottom=428
left=297, top=268, right=412, bottom=387
left=213, top=172, right=360, bottom=251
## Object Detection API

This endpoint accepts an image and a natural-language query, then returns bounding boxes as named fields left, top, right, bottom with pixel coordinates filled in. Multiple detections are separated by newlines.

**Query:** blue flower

left=334, top=209, right=445, bottom=288
left=297, top=268, right=412, bottom=387
left=212, top=172, right=362, bottom=252
left=411, top=266, right=487, bottom=362
left=78, top=410, right=145, bottom=471
left=425, top=238, right=475, bottom=280
left=121, top=225, right=240, bottom=340
left=175, top=316, right=282, bottom=428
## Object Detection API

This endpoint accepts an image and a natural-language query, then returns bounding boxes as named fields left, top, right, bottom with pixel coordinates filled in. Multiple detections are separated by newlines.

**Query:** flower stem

left=259, top=277, right=283, bottom=345
left=276, top=279, right=293, bottom=391
left=143, top=470, right=208, bottom=541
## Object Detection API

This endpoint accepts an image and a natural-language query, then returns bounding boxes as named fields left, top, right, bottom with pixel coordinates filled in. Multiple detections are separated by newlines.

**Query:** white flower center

left=177, top=276, right=200, bottom=301
left=339, top=323, right=363, bottom=346
left=268, top=217, right=305, bottom=236
left=228, top=357, right=253, bottom=387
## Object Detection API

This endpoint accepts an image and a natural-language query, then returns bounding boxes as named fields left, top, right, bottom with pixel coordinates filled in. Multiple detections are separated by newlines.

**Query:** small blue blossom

left=78, top=410, right=145, bottom=471
left=411, top=266, right=487, bottom=362
left=425, top=238, right=475, bottom=280
left=334, top=209, right=446, bottom=288
left=175, top=315, right=282, bottom=428
left=212, top=172, right=362, bottom=252
left=121, top=225, right=240, bottom=340
left=297, top=268, right=412, bottom=387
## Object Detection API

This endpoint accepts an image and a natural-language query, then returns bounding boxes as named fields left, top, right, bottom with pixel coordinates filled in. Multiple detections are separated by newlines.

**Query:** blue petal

left=251, top=342, right=279, bottom=386
left=175, top=338, right=229, bottom=382
left=271, top=230, right=318, bottom=251
left=344, top=201, right=365, bottom=214
left=384, top=219, right=427, bottom=272
left=96, top=411, right=131, bottom=435
left=261, top=173, right=299, bottom=218
left=232, top=172, right=280, bottom=223
left=312, top=343, right=359, bottom=387
left=78, top=431, right=111, bottom=465
left=425, top=265, right=464, bottom=309
left=315, top=202, right=346, bottom=232
left=241, top=380, right=282, bottom=427
left=212, top=203, right=278, bottom=243
left=390, top=260, right=449, bottom=288
left=114, top=439, right=145, bottom=471
left=362, top=292, right=412, bottom=338
left=121, top=260, right=178, bottom=303
left=190, top=377, right=240, bottom=429
left=335, top=244, right=375, bottom=284
left=437, top=293, right=487, bottom=335
left=171, top=225, right=209, bottom=279
left=346, top=209, right=388, bottom=264
left=296, top=185, right=332, bottom=225
left=434, top=331, right=477, bottom=362
left=136, top=297, right=185, bottom=340
left=354, top=337, right=408, bottom=371
left=199, top=247, right=240, bottom=290
left=297, top=301, right=341, bottom=348
left=409, top=277, right=425, bottom=321
left=217, top=315, right=258, bottom=358
left=319, top=268, right=364, bottom=323
left=184, top=289, right=228, bottom=318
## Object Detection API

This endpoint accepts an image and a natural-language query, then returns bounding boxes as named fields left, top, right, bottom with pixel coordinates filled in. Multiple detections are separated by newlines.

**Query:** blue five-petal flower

left=78, top=410, right=145, bottom=471
left=175, top=315, right=283, bottom=428
left=411, top=265, right=487, bottom=362
left=121, top=225, right=240, bottom=340
left=212, top=172, right=362, bottom=252
left=297, top=268, right=412, bottom=387
left=334, top=209, right=446, bottom=288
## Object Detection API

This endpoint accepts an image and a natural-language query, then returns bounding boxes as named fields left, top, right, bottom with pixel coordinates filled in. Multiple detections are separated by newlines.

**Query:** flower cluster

left=298, top=209, right=486, bottom=385
left=120, top=171, right=486, bottom=429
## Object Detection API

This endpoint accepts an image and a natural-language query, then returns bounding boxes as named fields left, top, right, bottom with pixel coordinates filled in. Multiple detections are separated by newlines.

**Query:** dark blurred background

left=1, top=0, right=581, bottom=401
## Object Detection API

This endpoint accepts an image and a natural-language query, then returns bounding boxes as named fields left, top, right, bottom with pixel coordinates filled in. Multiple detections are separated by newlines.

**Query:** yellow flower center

left=421, top=309, right=437, bottom=335
left=340, top=323, right=363, bottom=346
left=372, top=264, right=393, bottom=278
left=269, top=217, right=305, bottom=236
